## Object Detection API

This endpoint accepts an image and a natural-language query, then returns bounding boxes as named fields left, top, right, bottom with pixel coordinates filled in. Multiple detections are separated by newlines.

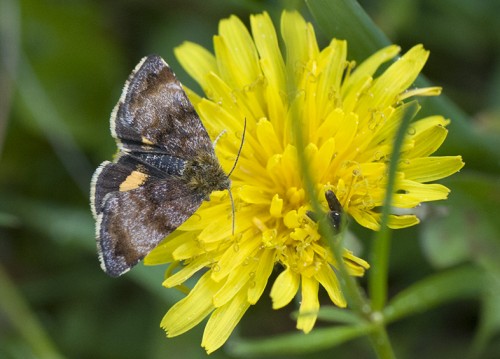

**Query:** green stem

left=288, top=88, right=368, bottom=313
left=288, top=68, right=397, bottom=359
left=368, top=324, right=396, bottom=359
left=369, top=102, right=419, bottom=311
left=319, top=218, right=368, bottom=312
left=316, top=211, right=396, bottom=359
left=0, top=264, right=65, bottom=359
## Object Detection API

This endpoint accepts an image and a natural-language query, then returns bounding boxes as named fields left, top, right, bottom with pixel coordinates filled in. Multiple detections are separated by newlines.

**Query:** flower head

left=145, top=11, right=464, bottom=353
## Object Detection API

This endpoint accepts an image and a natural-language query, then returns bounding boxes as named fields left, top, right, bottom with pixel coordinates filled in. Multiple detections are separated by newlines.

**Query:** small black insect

left=307, top=190, right=344, bottom=232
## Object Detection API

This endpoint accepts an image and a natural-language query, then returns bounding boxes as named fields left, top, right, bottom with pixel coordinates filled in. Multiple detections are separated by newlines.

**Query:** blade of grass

left=369, top=101, right=420, bottom=311
left=383, top=265, right=484, bottom=323
left=0, top=0, right=20, bottom=157
left=0, top=264, right=65, bottom=359
left=16, top=54, right=94, bottom=195
left=229, top=323, right=374, bottom=356
left=306, top=0, right=389, bottom=60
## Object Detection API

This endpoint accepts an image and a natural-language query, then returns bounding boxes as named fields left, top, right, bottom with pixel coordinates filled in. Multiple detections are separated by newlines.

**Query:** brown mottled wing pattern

left=97, top=178, right=204, bottom=277
left=91, top=152, right=184, bottom=219
left=91, top=55, right=215, bottom=277
left=111, top=55, right=213, bottom=157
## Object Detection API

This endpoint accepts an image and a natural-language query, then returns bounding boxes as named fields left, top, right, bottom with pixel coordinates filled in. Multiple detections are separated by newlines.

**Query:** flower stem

left=290, top=91, right=392, bottom=359
left=368, top=323, right=396, bottom=359
left=369, top=102, right=419, bottom=311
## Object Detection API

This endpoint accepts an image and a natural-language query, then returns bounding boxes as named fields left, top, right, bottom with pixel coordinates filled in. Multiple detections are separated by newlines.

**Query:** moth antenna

left=227, top=118, right=246, bottom=177
left=226, top=119, right=246, bottom=236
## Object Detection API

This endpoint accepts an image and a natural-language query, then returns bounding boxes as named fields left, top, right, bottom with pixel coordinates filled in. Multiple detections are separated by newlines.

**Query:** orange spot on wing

left=119, top=171, right=148, bottom=191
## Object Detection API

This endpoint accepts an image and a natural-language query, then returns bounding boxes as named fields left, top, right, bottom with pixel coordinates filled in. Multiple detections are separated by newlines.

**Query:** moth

left=90, top=55, right=231, bottom=277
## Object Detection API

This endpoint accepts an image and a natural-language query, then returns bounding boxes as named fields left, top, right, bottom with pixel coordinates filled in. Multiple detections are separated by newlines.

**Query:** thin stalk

left=369, top=102, right=419, bottom=311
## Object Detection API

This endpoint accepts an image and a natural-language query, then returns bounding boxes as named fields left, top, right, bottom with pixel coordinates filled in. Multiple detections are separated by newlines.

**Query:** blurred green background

left=1, top=0, right=499, bottom=358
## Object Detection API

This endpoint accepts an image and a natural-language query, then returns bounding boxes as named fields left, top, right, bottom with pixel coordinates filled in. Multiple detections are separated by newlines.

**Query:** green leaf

left=444, top=174, right=500, bottom=357
left=229, top=324, right=373, bottom=356
left=420, top=208, right=472, bottom=268
left=422, top=173, right=500, bottom=269
left=421, top=201, right=500, bottom=269
left=315, top=306, right=365, bottom=325
left=305, top=0, right=389, bottom=61
left=471, top=273, right=500, bottom=357
left=384, top=266, right=484, bottom=323
left=0, top=265, right=65, bottom=359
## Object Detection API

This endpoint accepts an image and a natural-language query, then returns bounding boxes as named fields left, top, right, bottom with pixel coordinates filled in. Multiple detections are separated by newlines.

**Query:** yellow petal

left=281, top=11, right=319, bottom=87
left=296, top=276, right=319, bottom=333
left=406, top=116, right=449, bottom=158
left=350, top=207, right=381, bottom=231
left=198, top=205, right=256, bottom=243
left=250, top=12, right=286, bottom=91
left=314, top=265, right=346, bottom=307
left=202, top=287, right=251, bottom=354
left=399, top=86, right=442, bottom=101
left=161, top=272, right=218, bottom=337
left=163, top=255, right=212, bottom=288
left=401, top=156, right=464, bottom=182
left=270, top=193, right=283, bottom=217
left=182, top=86, right=203, bottom=106
left=284, top=210, right=300, bottom=228
left=270, top=267, right=299, bottom=309
left=264, top=82, right=287, bottom=143
left=212, top=231, right=260, bottom=282
left=196, top=90, right=244, bottom=138
left=248, top=248, right=276, bottom=304
left=238, top=185, right=271, bottom=204
left=367, top=101, right=411, bottom=147
left=329, top=111, right=359, bottom=164
left=394, top=180, right=451, bottom=207
left=388, top=214, right=420, bottom=229
left=256, top=118, right=283, bottom=158
left=213, top=258, right=257, bottom=307
left=216, top=15, right=261, bottom=88
left=144, top=231, right=192, bottom=264
left=316, top=39, right=347, bottom=118
left=369, top=45, right=429, bottom=110
left=343, top=45, right=401, bottom=96
left=342, top=45, right=401, bottom=112
left=343, top=250, right=370, bottom=276
left=174, top=41, right=217, bottom=90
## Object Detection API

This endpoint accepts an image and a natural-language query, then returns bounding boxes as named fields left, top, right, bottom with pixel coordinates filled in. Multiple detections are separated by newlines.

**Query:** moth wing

left=111, top=55, right=213, bottom=157
left=95, top=178, right=204, bottom=277
left=90, top=153, right=184, bottom=219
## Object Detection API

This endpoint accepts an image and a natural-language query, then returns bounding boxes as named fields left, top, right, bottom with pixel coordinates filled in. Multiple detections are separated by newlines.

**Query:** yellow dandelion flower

left=145, top=10, right=464, bottom=353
